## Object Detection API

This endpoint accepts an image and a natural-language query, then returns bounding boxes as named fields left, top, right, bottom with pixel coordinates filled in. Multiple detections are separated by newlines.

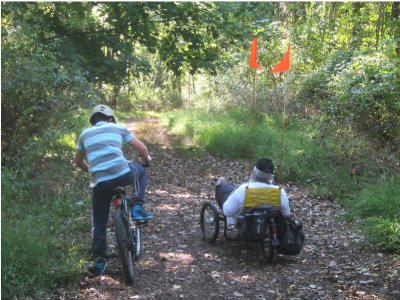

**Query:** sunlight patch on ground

left=230, top=273, right=256, bottom=283
left=140, top=257, right=158, bottom=269
left=207, top=269, right=256, bottom=285
left=156, top=204, right=181, bottom=211
left=158, top=252, right=194, bottom=271
left=152, top=188, right=192, bottom=199
left=125, top=117, right=193, bottom=148
left=151, top=189, right=169, bottom=195
left=204, top=253, right=222, bottom=262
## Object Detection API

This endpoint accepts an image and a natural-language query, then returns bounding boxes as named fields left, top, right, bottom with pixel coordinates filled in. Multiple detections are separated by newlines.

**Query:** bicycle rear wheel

left=114, top=208, right=136, bottom=283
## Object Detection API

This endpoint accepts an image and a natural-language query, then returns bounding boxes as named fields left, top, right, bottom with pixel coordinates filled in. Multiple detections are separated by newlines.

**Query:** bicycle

left=111, top=186, right=147, bottom=283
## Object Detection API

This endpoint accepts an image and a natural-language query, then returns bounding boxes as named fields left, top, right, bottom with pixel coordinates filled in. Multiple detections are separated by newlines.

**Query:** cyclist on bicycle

left=74, top=104, right=153, bottom=274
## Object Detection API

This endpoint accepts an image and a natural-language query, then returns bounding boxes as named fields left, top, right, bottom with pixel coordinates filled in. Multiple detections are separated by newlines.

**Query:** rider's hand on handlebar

left=141, top=155, right=151, bottom=168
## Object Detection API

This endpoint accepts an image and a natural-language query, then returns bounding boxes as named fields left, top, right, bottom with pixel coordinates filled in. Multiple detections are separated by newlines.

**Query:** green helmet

left=89, top=104, right=116, bottom=125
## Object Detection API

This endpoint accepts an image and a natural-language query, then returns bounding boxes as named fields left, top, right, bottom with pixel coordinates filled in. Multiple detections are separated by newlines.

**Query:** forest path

left=59, top=117, right=399, bottom=300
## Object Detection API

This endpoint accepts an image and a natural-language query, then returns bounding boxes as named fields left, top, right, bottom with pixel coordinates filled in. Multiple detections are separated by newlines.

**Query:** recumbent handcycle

left=200, top=187, right=285, bottom=262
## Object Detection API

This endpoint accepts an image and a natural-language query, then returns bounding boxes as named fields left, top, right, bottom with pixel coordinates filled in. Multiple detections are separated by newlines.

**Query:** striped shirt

left=76, top=121, right=134, bottom=187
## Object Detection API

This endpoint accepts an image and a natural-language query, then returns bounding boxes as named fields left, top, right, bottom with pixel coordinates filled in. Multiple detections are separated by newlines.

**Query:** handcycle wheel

left=261, top=230, right=275, bottom=263
left=200, top=202, right=220, bottom=242
left=114, top=208, right=136, bottom=283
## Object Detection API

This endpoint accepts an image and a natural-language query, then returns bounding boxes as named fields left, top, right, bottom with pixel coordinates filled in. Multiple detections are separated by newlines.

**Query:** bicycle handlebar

left=141, top=162, right=150, bottom=168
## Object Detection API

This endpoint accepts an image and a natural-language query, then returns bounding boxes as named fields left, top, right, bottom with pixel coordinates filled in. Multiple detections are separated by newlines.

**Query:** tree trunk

left=111, top=84, right=120, bottom=109
left=351, top=2, right=362, bottom=47
left=153, top=59, right=163, bottom=88
left=392, top=2, right=400, bottom=54
left=375, top=3, right=383, bottom=49
left=192, top=74, right=196, bottom=95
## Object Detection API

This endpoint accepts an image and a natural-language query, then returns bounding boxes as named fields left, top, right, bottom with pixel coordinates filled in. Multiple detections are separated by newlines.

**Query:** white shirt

left=223, top=181, right=291, bottom=224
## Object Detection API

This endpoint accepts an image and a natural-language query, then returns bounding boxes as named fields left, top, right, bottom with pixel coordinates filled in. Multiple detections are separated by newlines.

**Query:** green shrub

left=1, top=111, right=91, bottom=298
left=297, top=49, right=400, bottom=151
left=295, top=50, right=355, bottom=113
left=330, top=52, right=400, bottom=147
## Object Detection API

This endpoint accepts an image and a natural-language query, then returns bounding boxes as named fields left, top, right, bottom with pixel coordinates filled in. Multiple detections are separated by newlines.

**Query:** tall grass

left=161, top=108, right=348, bottom=192
left=1, top=110, right=91, bottom=298
left=346, top=179, right=400, bottom=252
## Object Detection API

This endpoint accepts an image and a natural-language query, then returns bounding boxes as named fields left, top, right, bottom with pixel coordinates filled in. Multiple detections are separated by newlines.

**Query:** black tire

left=114, top=208, right=136, bottom=283
left=200, top=202, right=219, bottom=242
left=261, top=230, right=275, bottom=262
left=133, top=225, right=142, bottom=260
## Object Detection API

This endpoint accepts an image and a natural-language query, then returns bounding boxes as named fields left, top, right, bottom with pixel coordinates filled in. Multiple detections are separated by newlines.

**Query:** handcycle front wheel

left=200, top=202, right=220, bottom=243
left=114, top=208, right=136, bottom=284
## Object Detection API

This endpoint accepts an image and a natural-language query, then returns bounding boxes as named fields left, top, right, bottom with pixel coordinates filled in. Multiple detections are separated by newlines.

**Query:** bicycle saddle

left=111, top=187, right=126, bottom=195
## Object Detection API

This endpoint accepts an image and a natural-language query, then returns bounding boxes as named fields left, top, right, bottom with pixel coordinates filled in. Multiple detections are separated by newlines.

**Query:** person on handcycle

left=74, top=104, right=153, bottom=275
left=215, top=158, right=291, bottom=230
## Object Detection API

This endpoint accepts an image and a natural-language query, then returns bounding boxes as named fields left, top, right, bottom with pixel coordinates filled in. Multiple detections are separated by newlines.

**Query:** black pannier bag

left=237, top=213, right=267, bottom=241
left=277, top=217, right=305, bottom=255
left=237, top=207, right=280, bottom=241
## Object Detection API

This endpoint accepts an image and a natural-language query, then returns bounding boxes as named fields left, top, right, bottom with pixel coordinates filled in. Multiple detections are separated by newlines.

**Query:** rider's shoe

left=131, top=205, right=153, bottom=221
left=90, top=257, right=107, bottom=276
left=216, top=177, right=226, bottom=186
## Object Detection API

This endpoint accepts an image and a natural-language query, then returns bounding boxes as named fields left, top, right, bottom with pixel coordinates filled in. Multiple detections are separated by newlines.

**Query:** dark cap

left=255, top=158, right=275, bottom=174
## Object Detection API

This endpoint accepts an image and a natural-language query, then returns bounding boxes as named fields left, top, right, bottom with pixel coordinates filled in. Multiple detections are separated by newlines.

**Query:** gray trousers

left=215, top=181, right=237, bottom=208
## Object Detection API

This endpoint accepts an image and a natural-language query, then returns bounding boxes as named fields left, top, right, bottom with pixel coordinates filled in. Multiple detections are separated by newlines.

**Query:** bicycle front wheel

left=133, top=225, right=142, bottom=260
left=114, top=208, right=136, bottom=283
left=200, top=202, right=220, bottom=243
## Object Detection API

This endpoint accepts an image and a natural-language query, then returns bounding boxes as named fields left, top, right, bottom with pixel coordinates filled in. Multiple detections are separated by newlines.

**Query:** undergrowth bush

left=1, top=110, right=91, bottom=298
left=296, top=49, right=400, bottom=152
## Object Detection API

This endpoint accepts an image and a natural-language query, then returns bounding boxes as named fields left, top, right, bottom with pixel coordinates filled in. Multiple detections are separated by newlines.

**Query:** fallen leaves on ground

left=54, top=118, right=399, bottom=300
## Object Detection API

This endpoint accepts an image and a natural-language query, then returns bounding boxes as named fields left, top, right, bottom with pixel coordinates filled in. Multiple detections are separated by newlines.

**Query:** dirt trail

left=58, top=117, right=399, bottom=300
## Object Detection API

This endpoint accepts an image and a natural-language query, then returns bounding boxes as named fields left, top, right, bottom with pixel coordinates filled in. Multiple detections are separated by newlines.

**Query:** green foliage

left=296, top=50, right=353, bottom=111
left=1, top=26, right=100, bottom=157
left=2, top=2, right=233, bottom=83
left=345, top=180, right=400, bottom=252
left=1, top=199, right=85, bottom=298
left=1, top=111, right=91, bottom=298
left=330, top=52, right=400, bottom=147
left=296, top=49, right=400, bottom=155
left=115, top=77, right=182, bottom=112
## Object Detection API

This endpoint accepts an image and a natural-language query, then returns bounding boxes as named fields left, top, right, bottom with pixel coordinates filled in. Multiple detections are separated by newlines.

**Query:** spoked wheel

left=261, top=230, right=275, bottom=263
left=133, top=225, right=142, bottom=260
left=114, top=209, right=136, bottom=284
left=200, top=202, right=220, bottom=242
